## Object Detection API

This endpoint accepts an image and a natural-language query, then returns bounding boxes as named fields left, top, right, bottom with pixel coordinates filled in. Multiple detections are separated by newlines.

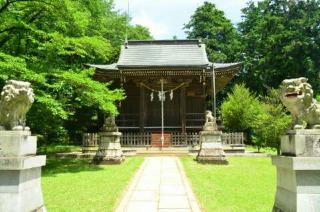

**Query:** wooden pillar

left=203, top=83, right=206, bottom=113
left=139, top=84, right=145, bottom=132
left=180, top=86, right=186, bottom=133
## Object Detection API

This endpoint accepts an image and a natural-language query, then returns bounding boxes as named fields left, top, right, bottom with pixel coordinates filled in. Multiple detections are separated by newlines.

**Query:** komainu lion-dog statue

left=0, top=80, right=34, bottom=131
left=203, top=110, right=218, bottom=131
left=280, top=77, right=320, bottom=130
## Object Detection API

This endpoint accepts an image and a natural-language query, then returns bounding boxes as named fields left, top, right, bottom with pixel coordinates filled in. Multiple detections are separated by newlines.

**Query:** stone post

left=93, top=115, right=124, bottom=164
left=0, top=131, right=46, bottom=212
left=196, top=110, right=228, bottom=164
left=272, top=130, right=320, bottom=212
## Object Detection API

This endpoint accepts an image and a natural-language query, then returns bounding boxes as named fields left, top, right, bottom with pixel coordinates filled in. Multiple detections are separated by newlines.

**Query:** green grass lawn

left=42, top=157, right=144, bottom=212
left=38, top=144, right=81, bottom=155
left=245, top=145, right=278, bottom=155
left=181, top=157, right=276, bottom=212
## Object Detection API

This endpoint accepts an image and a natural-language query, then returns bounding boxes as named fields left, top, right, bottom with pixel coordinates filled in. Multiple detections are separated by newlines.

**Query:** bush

left=252, top=89, right=291, bottom=153
left=221, top=84, right=263, bottom=137
left=221, top=85, right=291, bottom=153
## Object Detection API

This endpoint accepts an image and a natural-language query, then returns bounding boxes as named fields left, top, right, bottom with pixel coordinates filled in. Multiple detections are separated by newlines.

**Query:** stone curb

left=115, top=158, right=147, bottom=212
left=176, top=158, right=202, bottom=212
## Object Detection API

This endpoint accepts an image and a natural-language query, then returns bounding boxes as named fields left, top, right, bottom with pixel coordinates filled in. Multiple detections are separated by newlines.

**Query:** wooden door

left=151, top=133, right=171, bottom=147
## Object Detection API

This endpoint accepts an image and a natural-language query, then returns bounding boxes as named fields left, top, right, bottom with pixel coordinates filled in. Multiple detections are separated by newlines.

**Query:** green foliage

left=36, top=33, right=114, bottom=68
left=221, top=84, right=262, bottom=133
left=221, top=85, right=291, bottom=151
left=60, top=69, right=124, bottom=114
left=187, top=0, right=320, bottom=94
left=0, top=0, right=151, bottom=144
left=128, top=25, right=153, bottom=40
left=238, top=0, right=320, bottom=93
left=184, top=1, right=241, bottom=62
left=251, top=89, right=291, bottom=152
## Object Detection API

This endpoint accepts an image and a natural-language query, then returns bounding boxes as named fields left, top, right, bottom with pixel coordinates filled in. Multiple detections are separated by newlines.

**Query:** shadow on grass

left=42, top=158, right=103, bottom=177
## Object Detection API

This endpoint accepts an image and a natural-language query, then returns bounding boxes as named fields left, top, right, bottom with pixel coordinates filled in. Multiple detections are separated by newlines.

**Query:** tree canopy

left=184, top=1, right=241, bottom=62
left=238, top=0, right=320, bottom=93
left=186, top=0, right=320, bottom=94
left=0, top=0, right=152, bottom=144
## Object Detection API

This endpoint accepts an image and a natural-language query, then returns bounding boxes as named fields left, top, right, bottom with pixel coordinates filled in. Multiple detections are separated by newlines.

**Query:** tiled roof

left=87, top=40, right=241, bottom=72
left=117, top=40, right=209, bottom=68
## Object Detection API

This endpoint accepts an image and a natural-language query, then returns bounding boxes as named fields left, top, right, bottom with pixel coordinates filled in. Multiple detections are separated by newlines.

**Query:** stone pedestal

left=281, top=130, right=320, bottom=157
left=272, top=130, right=320, bottom=212
left=0, top=131, right=46, bottom=212
left=197, top=130, right=228, bottom=164
left=93, top=132, right=124, bottom=164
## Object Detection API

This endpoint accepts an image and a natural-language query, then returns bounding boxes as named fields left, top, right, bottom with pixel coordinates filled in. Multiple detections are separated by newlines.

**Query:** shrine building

left=89, top=39, right=241, bottom=147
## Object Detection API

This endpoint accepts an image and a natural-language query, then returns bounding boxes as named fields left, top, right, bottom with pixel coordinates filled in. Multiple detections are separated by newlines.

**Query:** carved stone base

left=272, top=130, right=320, bottom=212
left=92, top=132, right=125, bottom=165
left=0, top=131, right=46, bottom=212
left=281, top=129, right=320, bottom=156
left=196, top=130, right=228, bottom=165
left=197, top=153, right=228, bottom=165
left=272, top=156, right=320, bottom=212
left=93, top=156, right=124, bottom=165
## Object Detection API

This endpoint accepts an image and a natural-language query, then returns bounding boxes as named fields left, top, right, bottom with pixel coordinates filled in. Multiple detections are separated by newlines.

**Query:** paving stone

left=115, top=157, right=201, bottom=212
left=136, top=181, right=159, bottom=191
left=130, top=191, right=158, bottom=201
left=126, top=201, right=158, bottom=212
left=160, top=184, right=187, bottom=195
left=159, top=195, right=190, bottom=209
left=161, top=178, right=183, bottom=185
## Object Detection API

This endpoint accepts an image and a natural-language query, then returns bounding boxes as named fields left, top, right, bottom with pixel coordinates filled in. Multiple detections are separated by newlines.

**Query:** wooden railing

left=82, top=132, right=244, bottom=148
left=121, top=132, right=151, bottom=147
left=222, top=132, right=244, bottom=145
left=82, top=133, right=99, bottom=147
left=172, top=132, right=200, bottom=146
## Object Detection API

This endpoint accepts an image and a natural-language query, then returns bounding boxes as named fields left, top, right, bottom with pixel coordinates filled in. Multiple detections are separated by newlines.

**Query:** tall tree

left=239, top=0, right=320, bottom=93
left=0, top=0, right=152, bottom=144
left=128, top=25, right=153, bottom=40
left=184, top=1, right=241, bottom=62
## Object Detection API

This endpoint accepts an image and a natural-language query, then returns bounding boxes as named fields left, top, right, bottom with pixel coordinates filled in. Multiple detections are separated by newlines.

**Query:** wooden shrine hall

left=89, top=39, right=241, bottom=147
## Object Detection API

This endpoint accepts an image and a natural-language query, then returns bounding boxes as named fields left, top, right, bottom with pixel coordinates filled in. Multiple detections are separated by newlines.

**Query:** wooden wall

left=116, top=77, right=206, bottom=131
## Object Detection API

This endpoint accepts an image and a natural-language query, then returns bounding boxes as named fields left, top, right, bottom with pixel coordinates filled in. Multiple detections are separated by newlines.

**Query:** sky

left=113, top=0, right=260, bottom=39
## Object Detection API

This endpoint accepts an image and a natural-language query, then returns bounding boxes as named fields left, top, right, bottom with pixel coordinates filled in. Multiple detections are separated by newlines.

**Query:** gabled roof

left=117, top=40, right=209, bottom=68
left=87, top=39, right=242, bottom=74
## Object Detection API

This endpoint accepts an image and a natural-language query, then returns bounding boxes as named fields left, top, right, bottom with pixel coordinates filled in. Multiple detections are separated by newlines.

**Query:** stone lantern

left=93, top=115, right=124, bottom=164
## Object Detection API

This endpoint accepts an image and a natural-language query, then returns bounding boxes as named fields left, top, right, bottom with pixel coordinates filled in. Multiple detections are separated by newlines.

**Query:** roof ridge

left=126, top=39, right=201, bottom=45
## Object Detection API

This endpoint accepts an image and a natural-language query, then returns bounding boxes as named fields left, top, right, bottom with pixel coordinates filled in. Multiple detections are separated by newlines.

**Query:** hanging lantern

left=162, top=92, right=166, bottom=101
left=150, top=92, right=154, bottom=102
left=170, top=90, right=173, bottom=100
left=158, top=91, right=161, bottom=101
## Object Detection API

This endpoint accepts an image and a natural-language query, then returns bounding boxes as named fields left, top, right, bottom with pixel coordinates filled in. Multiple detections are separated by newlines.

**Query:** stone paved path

left=115, top=157, right=201, bottom=212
